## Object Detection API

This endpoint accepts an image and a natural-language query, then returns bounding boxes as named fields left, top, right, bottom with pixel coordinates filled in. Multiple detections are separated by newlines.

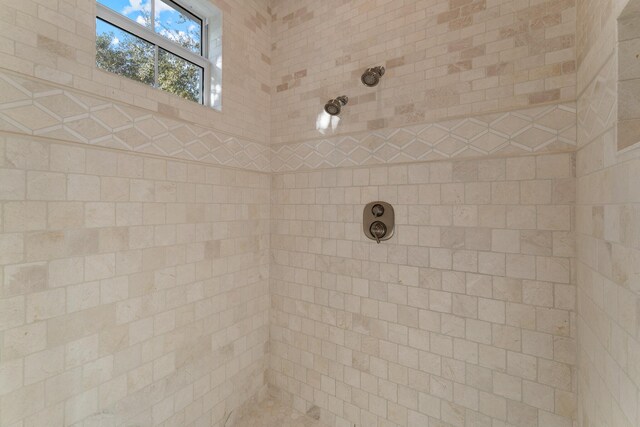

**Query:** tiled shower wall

left=576, top=0, right=640, bottom=426
left=269, top=153, right=577, bottom=427
left=0, top=0, right=272, bottom=426
left=268, top=1, right=579, bottom=426
left=4, top=0, right=640, bottom=427
left=0, top=134, right=270, bottom=426
left=269, top=0, right=577, bottom=144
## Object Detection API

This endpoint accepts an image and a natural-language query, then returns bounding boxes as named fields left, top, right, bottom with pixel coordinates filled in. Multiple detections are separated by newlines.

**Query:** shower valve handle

left=370, top=221, right=387, bottom=244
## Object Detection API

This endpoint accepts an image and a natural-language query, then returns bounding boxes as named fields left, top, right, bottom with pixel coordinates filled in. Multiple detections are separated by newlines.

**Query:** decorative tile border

left=0, top=71, right=271, bottom=172
left=0, top=70, right=578, bottom=174
left=271, top=103, right=577, bottom=172
left=577, top=54, right=616, bottom=148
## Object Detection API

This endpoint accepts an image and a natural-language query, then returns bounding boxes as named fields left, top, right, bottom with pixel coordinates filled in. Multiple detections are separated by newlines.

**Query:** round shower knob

left=372, top=204, right=384, bottom=217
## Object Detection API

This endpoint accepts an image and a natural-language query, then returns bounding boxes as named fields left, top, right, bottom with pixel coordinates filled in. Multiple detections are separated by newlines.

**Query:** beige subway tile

left=4, top=262, right=43, bottom=299
left=0, top=294, right=24, bottom=330
left=5, top=139, right=49, bottom=171
left=506, top=157, right=536, bottom=180
left=50, top=144, right=85, bottom=173
left=84, top=253, right=115, bottom=281
left=67, top=174, right=100, bottom=201
left=86, top=149, right=118, bottom=177
left=537, top=206, right=571, bottom=230
left=0, top=382, right=45, bottom=425
left=48, top=201, right=84, bottom=229
left=493, top=371, right=522, bottom=400
left=85, top=202, right=115, bottom=227
left=27, top=171, right=66, bottom=200
left=3, top=201, right=46, bottom=231
left=4, top=321, right=47, bottom=359
left=0, top=169, right=26, bottom=200
left=24, top=346, right=64, bottom=385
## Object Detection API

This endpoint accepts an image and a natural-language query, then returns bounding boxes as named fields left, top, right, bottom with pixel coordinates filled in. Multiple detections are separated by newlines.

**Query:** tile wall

left=270, top=0, right=577, bottom=144
left=0, top=134, right=271, bottom=426
left=2, top=0, right=639, bottom=426
left=0, top=0, right=272, bottom=426
left=576, top=0, right=640, bottom=426
left=267, top=1, right=581, bottom=426
left=269, top=153, right=577, bottom=427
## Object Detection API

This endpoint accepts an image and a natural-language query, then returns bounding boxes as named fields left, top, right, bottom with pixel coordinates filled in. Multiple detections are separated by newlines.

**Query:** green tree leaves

left=96, top=10, right=203, bottom=104
left=96, top=31, right=155, bottom=86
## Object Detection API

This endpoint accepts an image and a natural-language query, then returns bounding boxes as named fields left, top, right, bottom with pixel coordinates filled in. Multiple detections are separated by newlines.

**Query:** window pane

left=154, top=0, right=202, bottom=54
left=158, top=48, right=203, bottom=103
left=97, top=0, right=152, bottom=27
left=96, top=18, right=155, bottom=86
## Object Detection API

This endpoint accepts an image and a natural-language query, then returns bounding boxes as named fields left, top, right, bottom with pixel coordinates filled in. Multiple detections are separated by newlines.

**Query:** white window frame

left=96, top=0, right=212, bottom=106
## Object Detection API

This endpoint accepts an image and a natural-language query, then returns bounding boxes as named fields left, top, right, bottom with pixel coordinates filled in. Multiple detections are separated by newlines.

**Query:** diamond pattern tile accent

left=2, top=104, right=60, bottom=131
left=0, top=70, right=576, bottom=174
left=577, top=54, right=617, bottom=148
left=272, top=103, right=577, bottom=172
left=0, top=77, right=30, bottom=104
left=0, top=71, right=270, bottom=172
left=451, top=120, right=487, bottom=139
left=35, top=93, right=88, bottom=120
left=63, top=117, right=112, bottom=142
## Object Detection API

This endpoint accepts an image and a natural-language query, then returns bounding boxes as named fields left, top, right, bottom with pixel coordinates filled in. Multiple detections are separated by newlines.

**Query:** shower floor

left=235, top=397, right=328, bottom=427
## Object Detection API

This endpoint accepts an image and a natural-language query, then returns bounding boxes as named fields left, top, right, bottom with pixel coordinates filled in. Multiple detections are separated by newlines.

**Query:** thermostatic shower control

left=363, top=201, right=395, bottom=243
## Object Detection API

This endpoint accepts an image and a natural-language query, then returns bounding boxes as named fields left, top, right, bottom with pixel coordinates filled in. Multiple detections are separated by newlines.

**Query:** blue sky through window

left=98, top=0, right=151, bottom=27
left=95, top=18, right=111, bottom=36
left=156, top=1, right=201, bottom=54
left=98, top=0, right=201, bottom=54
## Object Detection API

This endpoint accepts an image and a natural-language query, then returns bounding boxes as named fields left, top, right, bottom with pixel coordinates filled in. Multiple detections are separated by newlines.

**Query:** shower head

left=324, top=95, right=348, bottom=116
left=361, top=66, right=385, bottom=87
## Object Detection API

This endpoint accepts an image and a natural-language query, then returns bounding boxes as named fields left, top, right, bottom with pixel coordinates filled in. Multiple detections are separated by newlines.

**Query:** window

left=95, top=0, right=222, bottom=109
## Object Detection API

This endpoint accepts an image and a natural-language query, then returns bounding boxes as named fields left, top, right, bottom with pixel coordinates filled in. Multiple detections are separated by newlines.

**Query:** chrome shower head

left=324, top=95, right=348, bottom=116
left=361, top=66, right=385, bottom=87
